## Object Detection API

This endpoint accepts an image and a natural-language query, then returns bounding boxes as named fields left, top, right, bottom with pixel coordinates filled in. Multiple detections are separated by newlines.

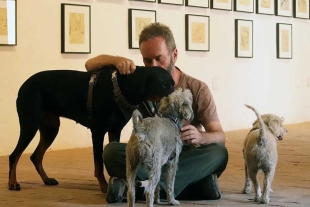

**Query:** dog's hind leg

left=30, top=113, right=60, bottom=185
left=146, top=161, right=161, bottom=207
left=241, top=154, right=252, bottom=194
left=8, top=121, right=39, bottom=190
left=154, top=183, right=161, bottom=204
left=126, top=153, right=139, bottom=207
left=259, top=169, right=275, bottom=204
left=248, top=168, right=261, bottom=202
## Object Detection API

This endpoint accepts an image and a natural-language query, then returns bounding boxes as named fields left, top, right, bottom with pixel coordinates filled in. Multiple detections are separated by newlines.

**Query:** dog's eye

left=162, top=84, right=166, bottom=88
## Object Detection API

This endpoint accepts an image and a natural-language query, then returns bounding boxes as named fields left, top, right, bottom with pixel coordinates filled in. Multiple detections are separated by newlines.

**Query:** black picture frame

left=61, top=3, right=91, bottom=54
left=128, top=8, right=157, bottom=49
left=276, top=23, right=292, bottom=59
left=275, top=0, right=293, bottom=17
left=255, top=0, right=275, bottom=15
left=129, top=0, right=157, bottom=2
left=293, top=0, right=310, bottom=19
left=185, top=14, right=210, bottom=52
left=234, top=0, right=254, bottom=13
left=158, top=0, right=184, bottom=5
left=210, top=0, right=232, bottom=11
left=235, top=19, right=253, bottom=58
left=185, top=0, right=209, bottom=8
left=0, top=0, right=17, bottom=46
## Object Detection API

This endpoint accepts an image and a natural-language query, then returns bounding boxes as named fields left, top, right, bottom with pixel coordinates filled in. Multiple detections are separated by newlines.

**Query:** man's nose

left=149, top=60, right=158, bottom=67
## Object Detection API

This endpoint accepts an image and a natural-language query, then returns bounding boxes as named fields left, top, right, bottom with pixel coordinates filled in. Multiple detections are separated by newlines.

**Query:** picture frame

left=185, top=14, right=210, bottom=52
left=158, top=0, right=184, bottom=5
left=210, top=0, right=232, bottom=11
left=293, top=0, right=309, bottom=19
left=128, top=9, right=156, bottom=49
left=234, top=0, right=254, bottom=13
left=256, top=0, right=275, bottom=15
left=235, top=19, right=253, bottom=58
left=129, top=0, right=156, bottom=2
left=275, top=0, right=293, bottom=17
left=61, top=3, right=91, bottom=54
left=0, top=0, right=17, bottom=46
left=185, top=0, right=209, bottom=8
left=276, top=23, right=292, bottom=59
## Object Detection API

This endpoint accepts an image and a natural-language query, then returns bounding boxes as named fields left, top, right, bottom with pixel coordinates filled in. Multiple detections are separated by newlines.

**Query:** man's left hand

left=180, top=125, right=202, bottom=146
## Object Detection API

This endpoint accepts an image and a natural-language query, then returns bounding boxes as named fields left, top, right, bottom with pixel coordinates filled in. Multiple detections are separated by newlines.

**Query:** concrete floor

left=0, top=122, right=309, bottom=207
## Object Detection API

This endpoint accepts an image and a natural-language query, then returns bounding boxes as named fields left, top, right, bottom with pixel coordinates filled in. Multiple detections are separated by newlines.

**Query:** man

left=85, top=22, right=228, bottom=203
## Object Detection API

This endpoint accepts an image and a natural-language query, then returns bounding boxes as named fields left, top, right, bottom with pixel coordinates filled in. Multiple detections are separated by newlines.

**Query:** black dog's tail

left=132, top=109, right=143, bottom=134
left=245, top=104, right=267, bottom=146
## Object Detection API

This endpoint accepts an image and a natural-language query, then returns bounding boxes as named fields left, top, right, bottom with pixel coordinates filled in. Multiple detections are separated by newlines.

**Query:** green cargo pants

left=103, top=142, right=228, bottom=199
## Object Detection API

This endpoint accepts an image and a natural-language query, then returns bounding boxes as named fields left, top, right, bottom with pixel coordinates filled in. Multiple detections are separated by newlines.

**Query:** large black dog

left=8, top=65, right=174, bottom=193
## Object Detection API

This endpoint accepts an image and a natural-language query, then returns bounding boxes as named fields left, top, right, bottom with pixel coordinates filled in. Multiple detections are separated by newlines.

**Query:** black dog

left=8, top=65, right=174, bottom=193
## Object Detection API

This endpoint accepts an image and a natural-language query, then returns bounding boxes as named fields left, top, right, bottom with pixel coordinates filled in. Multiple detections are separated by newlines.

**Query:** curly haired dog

left=126, top=88, right=194, bottom=207
left=241, top=104, right=287, bottom=204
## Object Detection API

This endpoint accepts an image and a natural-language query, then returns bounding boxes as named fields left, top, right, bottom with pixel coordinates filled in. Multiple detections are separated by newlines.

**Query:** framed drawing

left=293, top=0, right=309, bottom=19
left=185, top=0, right=209, bottom=8
left=275, top=0, right=293, bottom=17
left=234, top=0, right=254, bottom=13
left=276, top=23, right=292, bottom=59
left=235, top=19, right=253, bottom=58
left=0, top=0, right=17, bottom=46
left=61, top=3, right=91, bottom=54
left=129, top=0, right=156, bottom=2
left=128, top=9, right=156, bottom=49
left=185, top=14, right=210, bottom=52
left=211, top=0, right=232, bottom=10
left=158, top=0, right=184, bottom=5
left=256, top=0, right=275, bottom=15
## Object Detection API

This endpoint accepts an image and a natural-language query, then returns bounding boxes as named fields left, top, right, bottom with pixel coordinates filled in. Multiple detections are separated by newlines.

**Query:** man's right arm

left=85, top=54, right=136, bottom=75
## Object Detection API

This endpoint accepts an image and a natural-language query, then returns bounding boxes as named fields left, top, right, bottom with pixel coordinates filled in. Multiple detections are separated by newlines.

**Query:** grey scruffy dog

left=242, top=104, right=287, bottom=204
left=126, top=88, right=194, bottom=207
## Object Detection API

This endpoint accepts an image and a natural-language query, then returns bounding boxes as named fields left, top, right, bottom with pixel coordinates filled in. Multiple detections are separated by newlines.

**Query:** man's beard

left=166, top=55, right=174, bottom=75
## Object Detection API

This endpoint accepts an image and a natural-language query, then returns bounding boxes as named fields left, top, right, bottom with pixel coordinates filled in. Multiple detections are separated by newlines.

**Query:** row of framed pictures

left=131, top=0, right=310, bottom=19
left=129, top=8, right=293, bottom=59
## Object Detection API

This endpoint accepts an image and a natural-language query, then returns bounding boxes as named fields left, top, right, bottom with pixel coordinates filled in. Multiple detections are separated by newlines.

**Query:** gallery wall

left=0, top=0, right=310, bottom=156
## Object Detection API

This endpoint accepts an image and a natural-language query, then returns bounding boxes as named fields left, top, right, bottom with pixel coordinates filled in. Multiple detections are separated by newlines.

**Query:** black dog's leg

left=91, top=129, right=108, bottom=193
left=30, top=113, right=60, bottom=186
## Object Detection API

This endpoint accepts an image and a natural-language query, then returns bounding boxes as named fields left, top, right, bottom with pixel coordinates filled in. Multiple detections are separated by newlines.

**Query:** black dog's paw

left=8, top=182, right=21, bottom=191
left=44, top=178, right=59, bottom=185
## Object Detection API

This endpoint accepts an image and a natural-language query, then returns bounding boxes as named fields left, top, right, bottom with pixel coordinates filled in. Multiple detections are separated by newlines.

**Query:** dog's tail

left=245, top=104, right=267, bottom=146
left=132, top=109, right=143, bottom=134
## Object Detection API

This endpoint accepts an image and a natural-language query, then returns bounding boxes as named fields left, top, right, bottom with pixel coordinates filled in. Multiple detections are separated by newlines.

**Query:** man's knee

left=103, top=142, right=119, bottom=163
left=204, top=143, right=229, bottom=175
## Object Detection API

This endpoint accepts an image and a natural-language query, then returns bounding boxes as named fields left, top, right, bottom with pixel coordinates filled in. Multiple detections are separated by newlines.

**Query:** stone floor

left=0, top=122, right=309, bottom=207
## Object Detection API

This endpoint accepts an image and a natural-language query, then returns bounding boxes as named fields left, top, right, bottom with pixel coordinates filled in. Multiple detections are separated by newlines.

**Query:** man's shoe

left=106, top=177, right=127, bottom=203
left=201, top=173, right=222, bottom=200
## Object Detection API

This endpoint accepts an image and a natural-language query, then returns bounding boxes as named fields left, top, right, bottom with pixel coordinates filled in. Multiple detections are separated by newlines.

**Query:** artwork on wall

left=293, top=0, right=309, bottom=19
left=234, top=0, right=254, bottom=13
left=129, top=0, right=156, bottom=2
left=235, top=19, right=253, bottom=58
left=128, top=9, right=156, bottom=49
left=256, top=0, right=275, bottom=15
left=276, top=23, right=292, bottom=59
left=158, top=0, right=184, bottom=5
left=0, top=0, right=16, bottom=46
left=210, top=0, right=232, bottom=11
left=185, top=14, right=210, bottom=52
left=275, top=0, right=293, bottom=17
left=61, top=3, right=91, bottom=54
left=185, top=0, right=209, bottom=8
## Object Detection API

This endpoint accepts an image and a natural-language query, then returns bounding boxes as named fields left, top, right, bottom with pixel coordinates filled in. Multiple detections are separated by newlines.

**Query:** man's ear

left=172, top=48, right=178, bottom=63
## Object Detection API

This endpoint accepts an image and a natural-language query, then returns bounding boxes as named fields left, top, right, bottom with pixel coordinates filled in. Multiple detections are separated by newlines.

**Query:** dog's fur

left=241, top=104, right=287, bottom=204
left=126, top=88, right=194, bottom=207
left=8, top=65, right=175, bottom=193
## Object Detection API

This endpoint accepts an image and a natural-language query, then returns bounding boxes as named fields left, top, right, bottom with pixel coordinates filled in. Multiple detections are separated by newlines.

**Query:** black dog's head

left=138, top=66, right=175, bottom=102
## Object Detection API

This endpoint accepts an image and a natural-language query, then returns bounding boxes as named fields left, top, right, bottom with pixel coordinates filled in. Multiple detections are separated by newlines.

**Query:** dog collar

left=163, top=114, right=182, bottom=131
left=111, top=70, right=139, bottom=113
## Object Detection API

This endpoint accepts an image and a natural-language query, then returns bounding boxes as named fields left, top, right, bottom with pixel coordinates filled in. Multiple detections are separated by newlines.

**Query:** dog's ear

left=179, top=89, right=194, bottom=121
left=158, top=96, right=169, bottom=115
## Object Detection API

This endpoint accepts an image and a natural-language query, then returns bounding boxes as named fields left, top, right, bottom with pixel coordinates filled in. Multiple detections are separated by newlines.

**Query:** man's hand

left=180, top=125, right=202, bottom=147
left=113, top=56, right=136, bottom=75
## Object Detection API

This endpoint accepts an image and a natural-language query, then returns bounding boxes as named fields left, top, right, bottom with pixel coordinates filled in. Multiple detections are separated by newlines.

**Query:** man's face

left=140, top=37, right=177, bottom=74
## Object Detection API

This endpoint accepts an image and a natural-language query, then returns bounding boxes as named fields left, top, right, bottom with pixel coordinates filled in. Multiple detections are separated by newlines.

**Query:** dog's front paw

left=154, top=199, right=161, bottom=204
left=8, top=181, right=21, bottom=191
left=259, top=196, right=270, bottom=204
left=254, top=195, right=261, bottom=202
left=169, top=199, right=180, bottom=206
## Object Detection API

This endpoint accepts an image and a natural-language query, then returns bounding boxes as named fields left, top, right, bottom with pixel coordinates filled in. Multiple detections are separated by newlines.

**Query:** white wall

left=0, top=0, right=309, bottom=156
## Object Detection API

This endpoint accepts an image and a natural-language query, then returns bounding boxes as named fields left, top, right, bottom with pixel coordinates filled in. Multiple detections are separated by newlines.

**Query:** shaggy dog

left=241, top=104, right=287, bottom=204
left=126, top=88, right=194, bottom=207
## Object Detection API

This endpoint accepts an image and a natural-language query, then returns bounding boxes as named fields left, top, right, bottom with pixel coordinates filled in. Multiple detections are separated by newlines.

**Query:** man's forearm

left=200, top=131, right=226, bottom=145
left=85, top=54, right=117, bottom=72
